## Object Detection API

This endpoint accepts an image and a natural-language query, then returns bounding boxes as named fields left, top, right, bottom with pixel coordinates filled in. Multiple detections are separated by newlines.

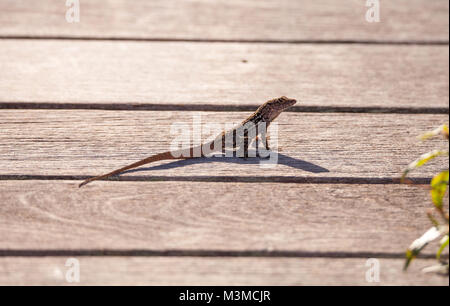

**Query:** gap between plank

left=0, top=103, right=448, bottom=114
left=0, top=36, right=448, bottom=46
left=0, top=249, right=446, bottom=259
left=0, top=175, right=431, bottom=185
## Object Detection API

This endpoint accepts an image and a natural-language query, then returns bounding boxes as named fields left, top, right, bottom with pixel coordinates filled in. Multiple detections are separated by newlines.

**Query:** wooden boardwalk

left=0, top=0, right=449, bottom=285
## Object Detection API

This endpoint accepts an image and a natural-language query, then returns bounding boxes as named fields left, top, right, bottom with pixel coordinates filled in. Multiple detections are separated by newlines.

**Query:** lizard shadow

left=122, top=150, right=329, bottom=175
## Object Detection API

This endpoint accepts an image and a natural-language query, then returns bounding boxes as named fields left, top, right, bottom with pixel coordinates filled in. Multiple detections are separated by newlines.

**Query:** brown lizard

left=79, top=96, right=296, bottom=187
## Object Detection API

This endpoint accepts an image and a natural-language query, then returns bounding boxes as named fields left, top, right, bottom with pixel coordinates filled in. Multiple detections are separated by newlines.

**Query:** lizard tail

left=79, top=151, right=176, bottom=188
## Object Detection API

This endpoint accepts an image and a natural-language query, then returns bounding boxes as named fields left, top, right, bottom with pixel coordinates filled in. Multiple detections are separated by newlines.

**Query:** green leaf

left=404, top=226, right=445, bottom=270
left=430, top=170, right=449, bottom=209
left=420, top=124, right=449, bottom=141
left=401, top=150, right=449, bottom=182
left=427, top=211, right=440, bottom=227
left=437, top=235, right=449, bottom=260
left=404, top=250, right=416, bottom=271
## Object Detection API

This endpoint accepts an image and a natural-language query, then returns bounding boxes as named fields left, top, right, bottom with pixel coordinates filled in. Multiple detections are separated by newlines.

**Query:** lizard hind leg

left=236, top=136, right=250, bottom=159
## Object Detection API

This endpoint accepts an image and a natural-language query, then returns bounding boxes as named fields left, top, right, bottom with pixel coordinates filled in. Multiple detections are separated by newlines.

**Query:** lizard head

left=260, top=96, right=297, bottom=121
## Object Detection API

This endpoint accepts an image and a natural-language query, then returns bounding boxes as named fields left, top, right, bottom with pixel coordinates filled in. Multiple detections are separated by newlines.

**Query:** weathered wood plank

left=0, top=181, right=448, bottom=255
left=0, top=0, right=448, bottom=42
left=0, top=111, right=447, bottom=178
left=0, top=257, right=447, bottom=286
left=0, top=40, right=448, bottom=108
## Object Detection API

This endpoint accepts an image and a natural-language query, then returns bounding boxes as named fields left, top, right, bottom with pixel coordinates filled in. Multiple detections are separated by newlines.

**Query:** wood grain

left=2, top=0, right=448, bottom=287
left=0, top=40, right=448, bottom=108
left=0, top=0, right=448, bottom=42
left=0, top=257, right=447, bottom=286
left=0, top=111, right=447, bottom=178
left=0, top=181, right=448, bottom=255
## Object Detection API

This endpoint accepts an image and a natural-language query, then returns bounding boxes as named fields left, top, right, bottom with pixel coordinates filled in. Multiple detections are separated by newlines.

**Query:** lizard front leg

left=264, top=135, right=271, bottom=151
left=263, top=123, right=271, bottom=151
left=253, top=125, right=271, bottom=158
left=254, top=127, right=270, bottom=153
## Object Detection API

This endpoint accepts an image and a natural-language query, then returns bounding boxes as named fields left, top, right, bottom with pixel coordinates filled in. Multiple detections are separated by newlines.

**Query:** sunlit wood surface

left=0, top=0, right=448, bottom=285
